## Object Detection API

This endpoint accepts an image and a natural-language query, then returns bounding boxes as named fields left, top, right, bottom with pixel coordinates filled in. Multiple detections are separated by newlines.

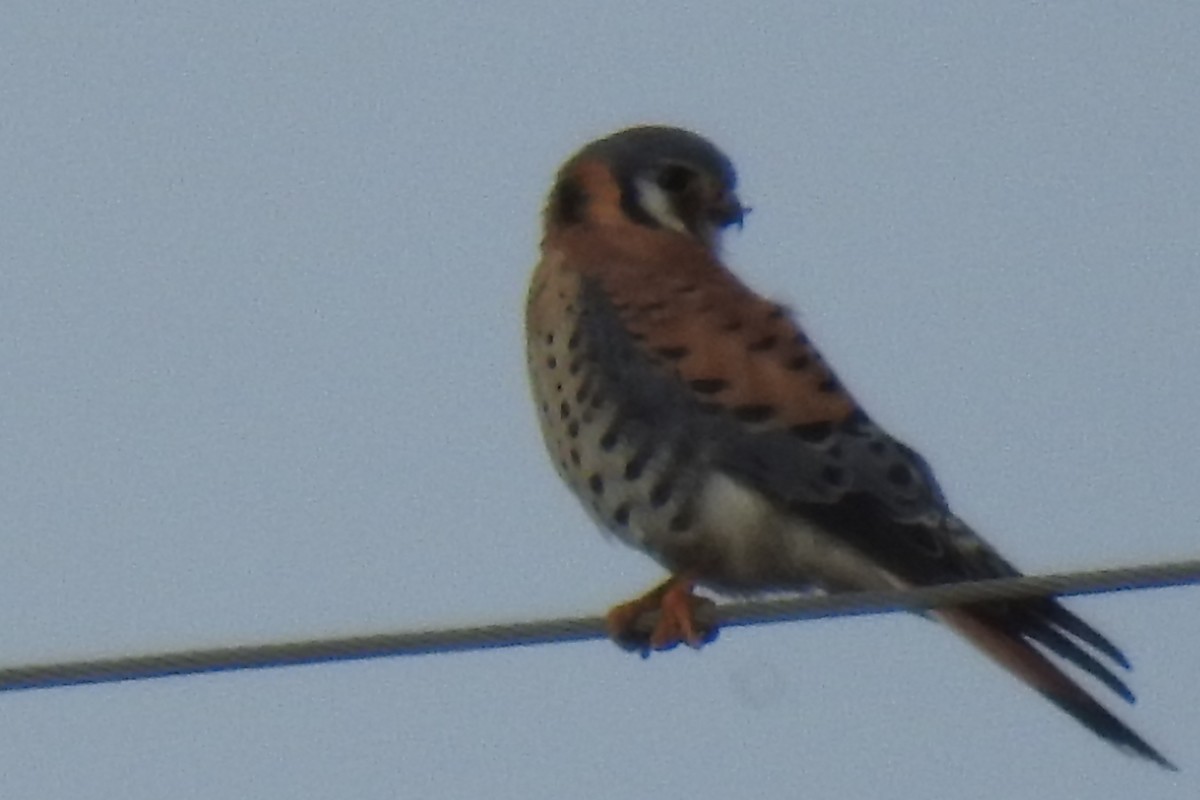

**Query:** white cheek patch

left=633, top=177, right=689, bottom=234
left=633, top=177, right=725, bottom=253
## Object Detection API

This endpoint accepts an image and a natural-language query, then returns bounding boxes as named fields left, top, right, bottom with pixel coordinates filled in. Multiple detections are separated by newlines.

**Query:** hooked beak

left=712, top=190, right=748, bottom=229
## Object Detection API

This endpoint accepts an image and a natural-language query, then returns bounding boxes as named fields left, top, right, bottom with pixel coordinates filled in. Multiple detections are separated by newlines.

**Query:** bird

left=524, top=124, right=1174, bottom=769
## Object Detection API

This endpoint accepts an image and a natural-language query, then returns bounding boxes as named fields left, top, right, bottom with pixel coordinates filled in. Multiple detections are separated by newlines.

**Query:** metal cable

left=1, top=557, right=1196, bottom=693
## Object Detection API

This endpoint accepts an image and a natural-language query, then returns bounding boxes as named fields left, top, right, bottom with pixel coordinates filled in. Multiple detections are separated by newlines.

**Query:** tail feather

left=1017, top=612, right=1136, bottom=704
left=1037, top=601, right=1132, bottom=670
left=935, top=607, right=1176, bottom=771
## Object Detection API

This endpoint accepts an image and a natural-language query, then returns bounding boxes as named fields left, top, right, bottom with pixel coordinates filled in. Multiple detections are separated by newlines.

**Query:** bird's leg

left=605, top=575, right=718, bottom=655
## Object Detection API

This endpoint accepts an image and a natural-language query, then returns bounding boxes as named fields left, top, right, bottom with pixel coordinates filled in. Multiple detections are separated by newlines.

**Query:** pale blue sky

left=1, top=2, right=1197, bottom=797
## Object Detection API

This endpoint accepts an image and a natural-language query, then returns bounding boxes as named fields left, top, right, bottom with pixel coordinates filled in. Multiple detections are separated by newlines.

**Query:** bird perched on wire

left=524, top=124, right=1174, bottom=769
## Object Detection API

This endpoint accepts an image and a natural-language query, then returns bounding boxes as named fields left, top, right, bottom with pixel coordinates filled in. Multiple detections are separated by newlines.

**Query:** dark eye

left=656, top=164, right=694, bottom=193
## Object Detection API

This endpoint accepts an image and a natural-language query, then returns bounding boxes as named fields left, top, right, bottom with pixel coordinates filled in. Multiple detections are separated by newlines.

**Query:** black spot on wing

left=887, top=463, right=913, bottom=487
left=654, top=345, right=689, bottom=361
left=732, top=404, right=776, bottom=424
left=788, top=422, right=832, bottom=443
left=747, top=334, right=779, bottom=352
left=689, top=378, right=729, bottom=394
left=821, top=465, right=846, bottom=487
left=786, top=354, right=811, bottom=371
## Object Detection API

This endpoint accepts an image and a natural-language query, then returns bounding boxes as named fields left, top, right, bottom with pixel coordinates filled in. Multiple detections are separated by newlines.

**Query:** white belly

left=689, top=472, right=905, bottom=592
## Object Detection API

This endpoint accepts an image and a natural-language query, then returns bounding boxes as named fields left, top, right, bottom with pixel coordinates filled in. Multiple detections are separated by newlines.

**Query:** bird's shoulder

left=540, top=224, right=862, bottom=432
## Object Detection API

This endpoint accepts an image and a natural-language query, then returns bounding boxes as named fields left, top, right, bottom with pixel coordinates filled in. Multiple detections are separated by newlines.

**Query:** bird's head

left=545, top=125, right=746, bottom=252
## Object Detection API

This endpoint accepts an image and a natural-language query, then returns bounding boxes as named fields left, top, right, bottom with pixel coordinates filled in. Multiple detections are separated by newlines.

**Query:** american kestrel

left=525, top=125, right=1173, bottom=768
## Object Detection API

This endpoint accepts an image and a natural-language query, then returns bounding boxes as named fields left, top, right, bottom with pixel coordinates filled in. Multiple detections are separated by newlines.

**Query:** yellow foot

left=605, top=576, right=718, bottom=656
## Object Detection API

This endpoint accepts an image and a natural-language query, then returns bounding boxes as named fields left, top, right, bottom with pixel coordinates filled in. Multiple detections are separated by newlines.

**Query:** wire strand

left=2, top=557, right=1197, bottom=693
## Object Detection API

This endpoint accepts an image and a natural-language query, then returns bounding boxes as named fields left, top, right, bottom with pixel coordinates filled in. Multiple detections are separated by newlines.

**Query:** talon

left=605, top=576, right=718, bottom=655
left=653, top=579, right=717, bottom=650
left=605, top=596, right=658, bottom=656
